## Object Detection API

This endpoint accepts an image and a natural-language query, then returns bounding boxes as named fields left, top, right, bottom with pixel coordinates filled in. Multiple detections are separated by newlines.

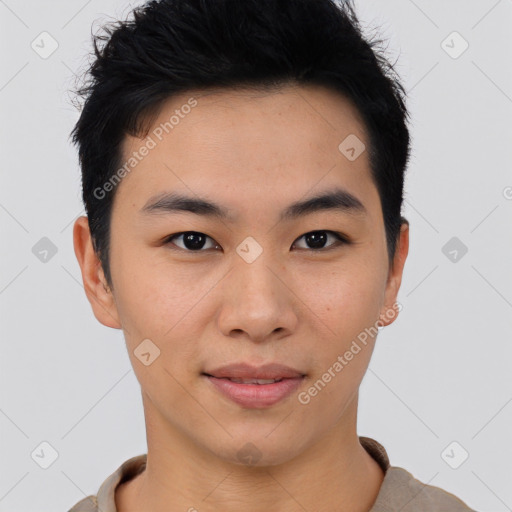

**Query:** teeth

left=227, top=378, right=282, bottom=384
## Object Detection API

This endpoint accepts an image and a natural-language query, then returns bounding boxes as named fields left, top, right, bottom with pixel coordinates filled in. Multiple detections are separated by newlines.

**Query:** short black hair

left=70, top=0, right=410, bottom=291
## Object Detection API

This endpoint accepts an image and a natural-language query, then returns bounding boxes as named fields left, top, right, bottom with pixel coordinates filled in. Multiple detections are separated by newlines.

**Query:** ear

left=378, top=220, right=409, bottom=328
left=73, top=216, right=121, bottom=329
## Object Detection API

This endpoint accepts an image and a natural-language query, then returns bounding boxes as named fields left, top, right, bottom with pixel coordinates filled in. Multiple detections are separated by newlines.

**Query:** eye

left=164, top=231, right=220, bottom=251
left=292, top=230, right=349, bottom=251
left=163, top=230, right=350, bottom=253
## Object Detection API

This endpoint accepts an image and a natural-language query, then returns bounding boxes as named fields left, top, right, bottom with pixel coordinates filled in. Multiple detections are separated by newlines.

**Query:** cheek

left=111, top=250, right=210, bottom=344
left=112, top=260, right=207, bottom=398
left=298, top=268, right=383, bottom=417
left=300, top=262, right=384, bottom=342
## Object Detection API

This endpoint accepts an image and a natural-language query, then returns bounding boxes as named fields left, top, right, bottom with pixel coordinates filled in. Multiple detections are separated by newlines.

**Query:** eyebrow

left=140, top=187, right=367, bottom=222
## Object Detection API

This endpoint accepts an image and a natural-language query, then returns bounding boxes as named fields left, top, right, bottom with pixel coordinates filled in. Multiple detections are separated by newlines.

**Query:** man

left=69, top=0, right=476, bottom=510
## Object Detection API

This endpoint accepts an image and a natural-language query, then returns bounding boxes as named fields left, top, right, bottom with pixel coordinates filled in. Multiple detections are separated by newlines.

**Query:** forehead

left=157, top=83, right=368, bottom=141
left=114, top=84, right=378, bottom=221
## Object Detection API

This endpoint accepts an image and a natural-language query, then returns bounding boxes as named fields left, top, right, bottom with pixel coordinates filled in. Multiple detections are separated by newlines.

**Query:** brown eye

left=292, top=230, right=349, bottom=251
left=165, top=231, right=219, bottom=251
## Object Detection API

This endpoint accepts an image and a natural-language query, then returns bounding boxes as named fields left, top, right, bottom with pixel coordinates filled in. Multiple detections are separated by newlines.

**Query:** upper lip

left=203, top=363, right=305, bottom=379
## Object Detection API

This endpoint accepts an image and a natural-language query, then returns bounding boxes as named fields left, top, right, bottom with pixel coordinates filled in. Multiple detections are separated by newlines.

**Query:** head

left=72, top=0, right=410, bottom=467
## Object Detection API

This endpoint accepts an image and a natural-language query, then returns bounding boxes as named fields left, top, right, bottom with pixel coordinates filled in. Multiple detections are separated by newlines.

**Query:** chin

left=204, top=429, right=311, bottom=468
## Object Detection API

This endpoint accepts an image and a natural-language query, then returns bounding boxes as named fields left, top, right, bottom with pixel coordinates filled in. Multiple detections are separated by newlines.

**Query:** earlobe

left=378, top=221, right=409, bottom=328
left=73, top=216, right=122, bottom=329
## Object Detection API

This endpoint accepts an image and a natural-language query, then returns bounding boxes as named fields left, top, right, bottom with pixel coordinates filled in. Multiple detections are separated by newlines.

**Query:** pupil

left=180, top=231, right=328, bottom=251
left=184, top=232, right=206, bottom=250
left=306, top=231, right=327, bottom=249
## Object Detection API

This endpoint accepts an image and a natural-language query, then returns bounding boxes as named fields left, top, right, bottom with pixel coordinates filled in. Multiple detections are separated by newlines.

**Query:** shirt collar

left=96, top=436, right=391, bottom=512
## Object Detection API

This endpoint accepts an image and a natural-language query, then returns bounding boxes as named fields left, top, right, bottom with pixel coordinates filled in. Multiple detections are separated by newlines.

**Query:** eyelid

left=292, top=230, right=350, bottom=251
left=164, top=231, right=219, bottom=251
left=163, top=230, right=350, bottom=252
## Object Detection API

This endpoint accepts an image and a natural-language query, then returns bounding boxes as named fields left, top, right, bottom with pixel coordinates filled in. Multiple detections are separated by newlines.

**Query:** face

left=74, top=84, right=408, bottom=467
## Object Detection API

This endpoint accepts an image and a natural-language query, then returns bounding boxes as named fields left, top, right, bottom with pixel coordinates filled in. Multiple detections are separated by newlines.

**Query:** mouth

left=203, top=375, right=287, bottom=384
left=202, top=373, right=306, bottom=408
left=203, top=362, right=306, bottom=380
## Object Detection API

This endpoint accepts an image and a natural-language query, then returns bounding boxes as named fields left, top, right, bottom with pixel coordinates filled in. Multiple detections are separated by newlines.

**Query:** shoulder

left=359, top=436, right=477, bottom=511
left=67, top=495, right=99, bottom=512
left=67, top=454, right=147, bottom=512
left=373, top=465, right=477, bottom=511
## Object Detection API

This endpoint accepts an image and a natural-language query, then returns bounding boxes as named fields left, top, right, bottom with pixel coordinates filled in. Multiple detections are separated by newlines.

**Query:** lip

left=204, top=374, right=305, bottom=408
left=202, top=362, right=306, bottom=408
left=203, top=362, right=305, bottom=380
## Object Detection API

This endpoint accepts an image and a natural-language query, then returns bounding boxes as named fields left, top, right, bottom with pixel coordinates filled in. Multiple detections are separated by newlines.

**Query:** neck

left=116, top=394, right=384, bottom=512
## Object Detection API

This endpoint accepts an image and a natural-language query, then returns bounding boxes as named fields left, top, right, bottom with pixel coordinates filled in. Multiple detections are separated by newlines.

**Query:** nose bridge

left=232, top=245, right=283, bottom=308
left=218, top=243, right=297, bottom=340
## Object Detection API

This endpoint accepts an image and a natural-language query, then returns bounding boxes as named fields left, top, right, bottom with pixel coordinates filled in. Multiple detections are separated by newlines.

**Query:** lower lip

left=204, top=375, right=305, bottom=408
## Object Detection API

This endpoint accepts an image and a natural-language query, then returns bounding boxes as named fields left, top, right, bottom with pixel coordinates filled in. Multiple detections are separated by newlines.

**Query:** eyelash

left=162, top=230, right=351, bottom=253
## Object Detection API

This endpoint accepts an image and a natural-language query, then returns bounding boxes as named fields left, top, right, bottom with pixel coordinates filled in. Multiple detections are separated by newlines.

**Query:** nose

left=217, top=253, right=299, bottom=344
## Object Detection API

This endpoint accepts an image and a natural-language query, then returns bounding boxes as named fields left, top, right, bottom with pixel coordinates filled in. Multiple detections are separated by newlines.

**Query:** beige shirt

left=68, top=436, right=476, bottom=511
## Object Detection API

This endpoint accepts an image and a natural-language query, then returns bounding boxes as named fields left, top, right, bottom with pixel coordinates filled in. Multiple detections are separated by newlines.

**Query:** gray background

left=1, top=0, right=511, bottom=510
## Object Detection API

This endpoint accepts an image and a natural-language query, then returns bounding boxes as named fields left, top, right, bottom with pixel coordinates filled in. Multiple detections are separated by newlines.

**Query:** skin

left=73, top=83, right=409, bottom=512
